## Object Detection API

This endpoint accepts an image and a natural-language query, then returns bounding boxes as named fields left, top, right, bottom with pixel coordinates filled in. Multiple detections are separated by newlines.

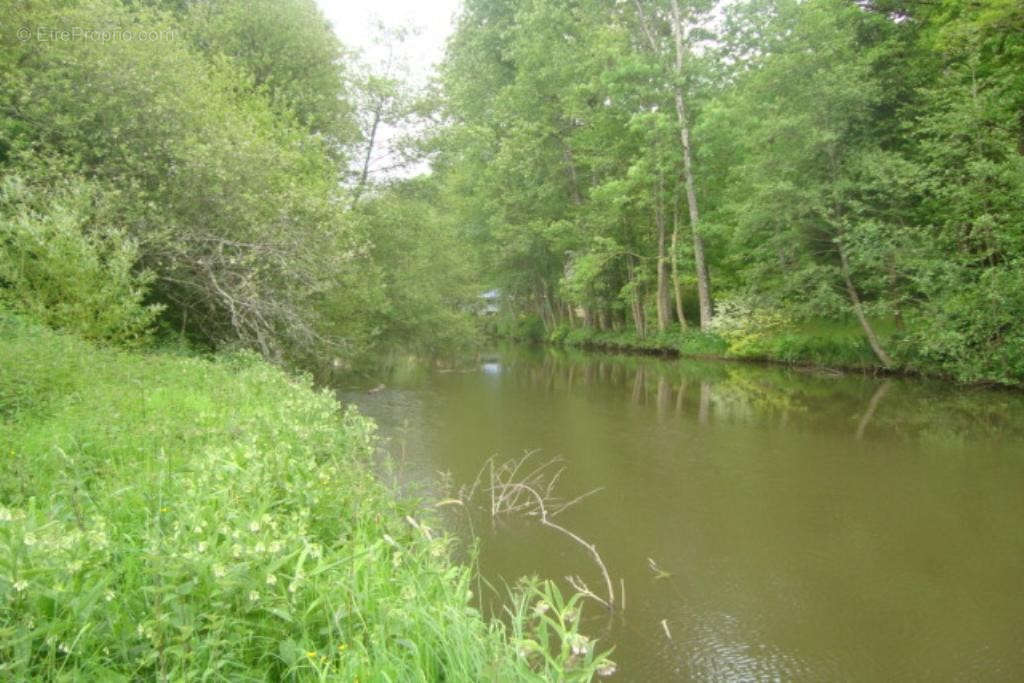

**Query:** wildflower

left=58, top=642, right=71, bottom=654
left=596, top=660, right=618, bottom=677
left=288, top=581, right=299, bottom=594
left=306, top=651, right=317, bottom=658
left=232, top=544, right=242, bottom=559
left=104, top=590, right=115, bottom=602
left=253, top=542, right=266, bottom=554
left=197, top=541, right=208, bottom=553
left=337, top=643, right=348, bottom=652
left=23, top=533, right=37, bottom=547
left=568, top=633, right=591, bottom=656
left=248, top=590, right=259, bottom=602
left=193, top=525, right=204, bottom=534
left=0, top=507, right=12, bottom=522
left=534, top=600, right=550, bottom=616
left=266, top=573, right=277, bottom=586
left=212, top=564, right=227, bottom=579
left=13, top=580, right=28, bottom=592
left=249, top=521, right=260, bottom=533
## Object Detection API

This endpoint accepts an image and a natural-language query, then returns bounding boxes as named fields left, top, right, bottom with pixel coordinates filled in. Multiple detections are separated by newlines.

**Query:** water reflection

left=336, top=347, right=1024, bottom=681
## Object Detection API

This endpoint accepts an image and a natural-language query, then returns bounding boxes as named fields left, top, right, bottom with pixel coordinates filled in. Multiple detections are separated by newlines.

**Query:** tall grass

left=0, top=314, right=613, bottom=680
left=547, top=320, right=882, bottom=370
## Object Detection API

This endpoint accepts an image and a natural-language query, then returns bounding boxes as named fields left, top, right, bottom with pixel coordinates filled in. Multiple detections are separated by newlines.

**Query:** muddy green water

left=337, top=347, right=1024, bottom=682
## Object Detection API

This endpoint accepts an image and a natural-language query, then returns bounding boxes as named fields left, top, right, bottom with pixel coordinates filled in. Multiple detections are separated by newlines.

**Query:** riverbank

left=547, top=323, right=888, bottom=372
left=0, top=315, right=611, bottom=680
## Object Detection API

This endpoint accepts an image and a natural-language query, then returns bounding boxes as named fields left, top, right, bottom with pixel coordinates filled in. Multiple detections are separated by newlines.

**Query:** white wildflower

left=266, top=574, right=277, bottom=586
left=212, top=564, right=227, bottom=579
left=249, top=521, right=260, bottom=533
left=568, top=634, right=591, bottom=656
left=13, top=580, right=28, bottom=592
left=104, top=590, right=115, bottom=602
left=22, top=533, right=37, bottom=547
left=197, top=541, right=208, bottom=553
left=248, top=590, right=259, bottom=602
left=596, top=660, right=618, bottom=677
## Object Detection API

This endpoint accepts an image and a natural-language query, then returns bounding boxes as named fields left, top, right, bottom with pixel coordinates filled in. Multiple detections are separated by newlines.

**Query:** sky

left=313, top=0, right=462, bottom=179
left=314, top=0, right=462, bottom=86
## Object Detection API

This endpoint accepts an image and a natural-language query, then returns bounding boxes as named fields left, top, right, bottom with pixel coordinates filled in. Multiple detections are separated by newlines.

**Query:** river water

left=336, top=346, right=1024, bottom=682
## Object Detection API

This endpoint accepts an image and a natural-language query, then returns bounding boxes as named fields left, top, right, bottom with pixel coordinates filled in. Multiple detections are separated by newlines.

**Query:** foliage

left=0, top=316, right=610, bottom=680
left=0, top=170, right=162, bottom=346
left=1, top=0, right=476, bottom=366
left=707, top=295, right=793, bottom=358
left=439, top=0, right=1024, bottom=384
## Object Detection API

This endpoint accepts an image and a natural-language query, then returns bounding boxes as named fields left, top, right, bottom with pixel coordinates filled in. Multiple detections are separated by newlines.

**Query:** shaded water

left=336, top=347, right=1024, bottom=681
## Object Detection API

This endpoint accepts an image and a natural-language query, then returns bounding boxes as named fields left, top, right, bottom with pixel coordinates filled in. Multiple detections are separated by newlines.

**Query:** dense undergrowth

left=546, top=321, right=878, bottom=370
left=0, top=314, right=613, bottom=680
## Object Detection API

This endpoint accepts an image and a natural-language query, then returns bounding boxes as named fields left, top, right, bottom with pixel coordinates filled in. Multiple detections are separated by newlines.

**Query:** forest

left=437, top=0, right=1024, bottom=384
left=3, top=0, right=1023, bottom=384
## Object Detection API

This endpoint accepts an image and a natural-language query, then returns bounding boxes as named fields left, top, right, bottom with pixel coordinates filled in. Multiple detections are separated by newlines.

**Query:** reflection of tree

left=855, top=380, right=891, bottom=440
left=657, top=376, right=672, bottom=418
left=699, top=382, right=711, bottom=425
left=632, top=368, right=646, bottom=406
left=501, top=348, right=1024, bottom=447
left=675, top=378, right=687, bottom=417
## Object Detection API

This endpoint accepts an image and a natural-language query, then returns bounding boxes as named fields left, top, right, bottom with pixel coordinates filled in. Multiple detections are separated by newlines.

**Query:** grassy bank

left=547, top=321, right=885, bottom=372
left=0, top=315, right=612, bottom=680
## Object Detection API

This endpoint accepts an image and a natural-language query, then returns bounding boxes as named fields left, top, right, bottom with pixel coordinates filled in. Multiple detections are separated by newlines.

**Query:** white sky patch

left=314, top=0, right=462, bottom=181
left=315, top=0, right=461, bottom=87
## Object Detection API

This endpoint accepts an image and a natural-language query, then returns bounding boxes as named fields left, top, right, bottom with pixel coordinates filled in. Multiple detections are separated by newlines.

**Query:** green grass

left=548, top=319, right=883, bottom=370
left=0, top=314, right=613, bottom=680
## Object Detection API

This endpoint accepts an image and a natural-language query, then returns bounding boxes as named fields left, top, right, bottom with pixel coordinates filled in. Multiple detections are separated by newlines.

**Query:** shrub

left=707, top=295, right=792, bottom=358
left=0, top=173, right=162, bottom=346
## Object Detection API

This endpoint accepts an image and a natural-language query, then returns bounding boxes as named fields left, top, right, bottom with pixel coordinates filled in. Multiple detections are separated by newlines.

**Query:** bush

left=0, top=173, right=162, bottom=346
left=706, top=295, right=791, bottom=359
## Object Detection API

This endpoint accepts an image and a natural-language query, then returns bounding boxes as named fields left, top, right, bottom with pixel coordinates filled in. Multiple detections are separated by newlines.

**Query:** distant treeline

left=435, top=0, right=1024, bottom=385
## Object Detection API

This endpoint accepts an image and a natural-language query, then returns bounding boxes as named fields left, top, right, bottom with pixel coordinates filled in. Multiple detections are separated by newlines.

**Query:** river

left=336, top=346, right=1024, bottom=681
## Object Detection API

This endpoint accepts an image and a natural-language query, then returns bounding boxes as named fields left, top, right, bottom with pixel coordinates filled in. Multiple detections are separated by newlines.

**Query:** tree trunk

left=561, top=140, right=583, bottom=207
left=626, top=255, right=646, bottom=338
left=670, top=198, right=687, bottom=328
left=668, top=0, right=713, bottom=330
left=351, top=100, right=383, bottom=209
left=838, top=243, right=894, bottom=368
left=655, top=175, right=671, bottom=333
